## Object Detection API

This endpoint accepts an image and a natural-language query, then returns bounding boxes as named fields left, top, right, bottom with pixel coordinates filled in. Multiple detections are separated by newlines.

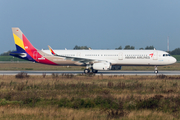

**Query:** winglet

left=48, top=45, right=56, bottom=55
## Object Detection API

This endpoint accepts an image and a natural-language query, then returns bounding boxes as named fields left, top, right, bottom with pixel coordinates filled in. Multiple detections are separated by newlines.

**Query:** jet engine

left=93, top=62, right=111, bottom=70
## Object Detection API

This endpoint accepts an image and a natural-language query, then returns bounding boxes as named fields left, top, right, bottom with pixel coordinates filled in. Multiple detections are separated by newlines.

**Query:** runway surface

left=0, top=71, right=180, bottom=75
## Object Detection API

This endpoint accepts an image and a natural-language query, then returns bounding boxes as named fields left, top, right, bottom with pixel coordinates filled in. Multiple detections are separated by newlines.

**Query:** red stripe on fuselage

left=38, top=57, right=58, bottom=65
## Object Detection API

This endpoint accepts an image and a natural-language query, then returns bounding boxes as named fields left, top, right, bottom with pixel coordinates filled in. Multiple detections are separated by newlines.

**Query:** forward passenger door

left=153, top=51, right=158, bottom=60
left=118, top=53, right=123, bottom=60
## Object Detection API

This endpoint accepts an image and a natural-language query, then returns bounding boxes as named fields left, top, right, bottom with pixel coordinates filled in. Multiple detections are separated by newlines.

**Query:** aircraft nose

left=172, top=57, right=177, bottom=64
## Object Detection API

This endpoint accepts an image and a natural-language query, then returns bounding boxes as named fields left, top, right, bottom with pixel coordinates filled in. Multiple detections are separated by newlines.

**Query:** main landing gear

left=84, top=69, right=90, bottom=73
left=84, top=65, right=98, bottom=74
left=154, top=66, right=158, bottom=74
left=84, top=69, right=98, bottom=74
left=92, top=69, right=98, bottom=73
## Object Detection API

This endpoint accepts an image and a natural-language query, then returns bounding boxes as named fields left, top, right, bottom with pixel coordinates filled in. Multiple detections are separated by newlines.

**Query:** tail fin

left=12, top=28, right=25, bottom=52
left=12, top=28, right=36, bottom=52
left=11, top=28, right=57, bottom=65
left=11, top=28, right=36, bottom=61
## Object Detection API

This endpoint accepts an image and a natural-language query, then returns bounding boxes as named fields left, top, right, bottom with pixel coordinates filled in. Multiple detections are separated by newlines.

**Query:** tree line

left=115, top=45, right=154, bottom=50
left=73, top=45, right=155, bottom=50
left=0, top=50, right=14, bottom=56
left=73, top=45, right=180, bottom=55
left=1, top=46, right=180, bottom=55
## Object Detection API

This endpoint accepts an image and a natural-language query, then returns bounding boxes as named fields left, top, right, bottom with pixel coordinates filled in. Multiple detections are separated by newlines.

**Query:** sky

left=0, top=0, right=180, bottom=53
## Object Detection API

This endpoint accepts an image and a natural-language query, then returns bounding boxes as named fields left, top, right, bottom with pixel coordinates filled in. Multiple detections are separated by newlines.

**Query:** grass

left=0, top=63, right=83, bottom=71
left=0, top=56, right=26, bottom=61
left=0, top=62, right=180, bottom=71
left=173, top=55, right=180, bottom=61
left=0, top=74, right=180, bottom=119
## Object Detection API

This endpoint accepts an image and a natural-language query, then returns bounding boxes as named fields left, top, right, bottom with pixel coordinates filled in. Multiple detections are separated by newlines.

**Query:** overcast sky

left=1, top=0, right=180, bottom=53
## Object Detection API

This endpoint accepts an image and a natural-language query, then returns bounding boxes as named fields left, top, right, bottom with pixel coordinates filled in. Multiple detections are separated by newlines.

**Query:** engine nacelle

left=111, top=65, right=121, bottom=70
left=93, top=62, right=111, bottom=70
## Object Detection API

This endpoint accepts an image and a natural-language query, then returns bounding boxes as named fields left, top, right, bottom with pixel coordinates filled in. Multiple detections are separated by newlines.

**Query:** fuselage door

left=118, top=53, right=123, bottom=60
left=153, top=51, right=158, bottom=60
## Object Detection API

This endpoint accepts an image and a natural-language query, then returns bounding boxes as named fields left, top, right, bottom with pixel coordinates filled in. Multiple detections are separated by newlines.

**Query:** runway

left=0, top=70, right=180, bottom=75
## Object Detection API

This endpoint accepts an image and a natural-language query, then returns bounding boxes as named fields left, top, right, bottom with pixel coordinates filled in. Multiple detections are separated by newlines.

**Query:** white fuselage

left=41, top=49, right=176, bottom=66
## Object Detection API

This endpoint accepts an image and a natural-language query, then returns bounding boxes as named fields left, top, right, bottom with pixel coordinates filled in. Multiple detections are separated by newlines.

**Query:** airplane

left=10, top=27, right=177, bottom=74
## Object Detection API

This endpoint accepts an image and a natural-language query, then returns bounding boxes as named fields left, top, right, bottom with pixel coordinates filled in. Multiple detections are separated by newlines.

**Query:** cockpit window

left=163, top=54, right=171, bottom=57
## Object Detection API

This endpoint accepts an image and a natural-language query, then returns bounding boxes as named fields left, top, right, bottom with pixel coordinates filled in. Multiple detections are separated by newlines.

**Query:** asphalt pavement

left=0, top=70, right=180, bottom=75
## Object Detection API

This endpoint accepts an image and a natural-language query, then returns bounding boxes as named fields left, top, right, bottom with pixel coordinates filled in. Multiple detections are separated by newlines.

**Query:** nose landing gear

left=154, top=66, right=158, bottom=74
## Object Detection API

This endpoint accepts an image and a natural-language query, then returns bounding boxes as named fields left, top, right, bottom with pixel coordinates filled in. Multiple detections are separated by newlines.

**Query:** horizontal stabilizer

left=10, top=51, right=27, bottom=58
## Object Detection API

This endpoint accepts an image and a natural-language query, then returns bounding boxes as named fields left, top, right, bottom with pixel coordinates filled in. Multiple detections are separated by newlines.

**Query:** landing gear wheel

left=92, top=69, right=98, bottom=73
left=154, top=66, right=158, bottom=74
left=84, top=69, right=90, bottom=74
left=154, top=70, right=158, bottom=74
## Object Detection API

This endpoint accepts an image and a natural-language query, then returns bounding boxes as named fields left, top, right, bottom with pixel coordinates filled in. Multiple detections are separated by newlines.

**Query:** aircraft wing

left=48, top=45, right=104, bottom=64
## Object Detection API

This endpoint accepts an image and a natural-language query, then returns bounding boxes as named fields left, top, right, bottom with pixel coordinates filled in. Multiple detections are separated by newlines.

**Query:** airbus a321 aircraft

left=10, top=28, right=177, bottom=74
